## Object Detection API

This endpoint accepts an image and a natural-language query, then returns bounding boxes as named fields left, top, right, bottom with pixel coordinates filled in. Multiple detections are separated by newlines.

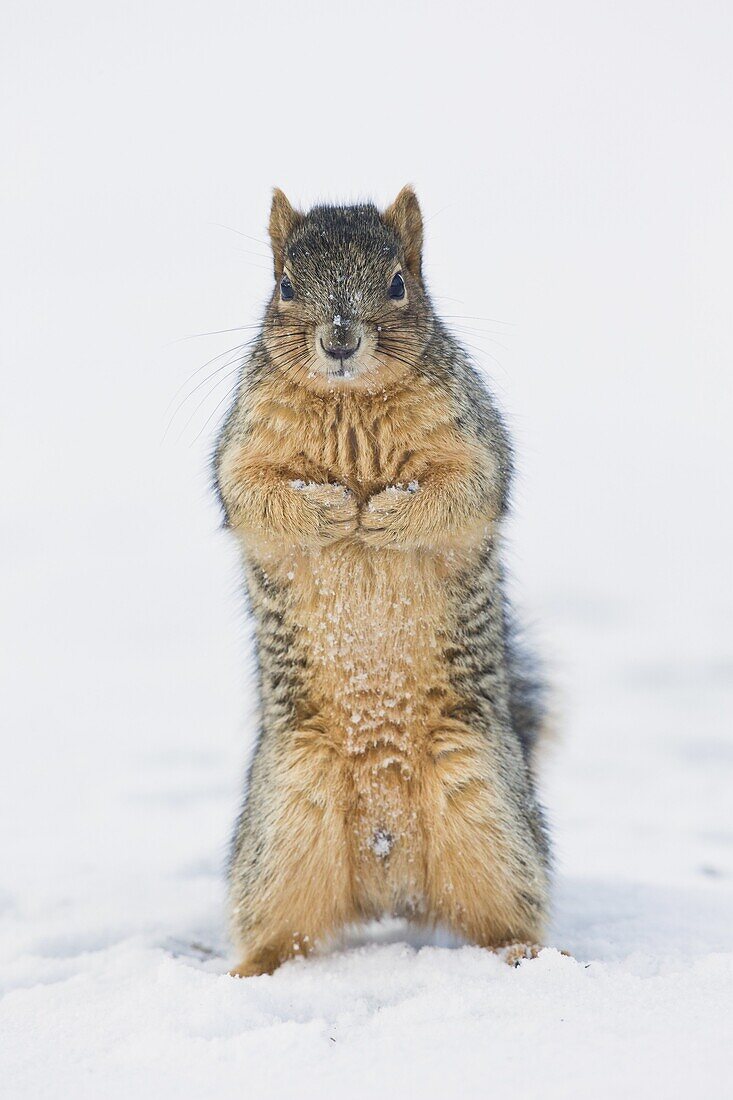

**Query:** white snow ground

left=1, top=3, right=732, bottom=1098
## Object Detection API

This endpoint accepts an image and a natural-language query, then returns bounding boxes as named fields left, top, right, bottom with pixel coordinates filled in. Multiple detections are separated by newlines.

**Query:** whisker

left=163, top=341, right=252, bottom=425
left=209, top=222, right=271, bottom=251
left=175, top=361, right=244, bottom=443
left=169, top=323, right=264, bottom=345
left=190, top=379, right=244, bottom=446
left=438, top=313, right=516, bottom=327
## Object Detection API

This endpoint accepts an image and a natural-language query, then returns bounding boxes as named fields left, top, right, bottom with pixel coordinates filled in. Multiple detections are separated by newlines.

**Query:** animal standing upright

left=215, top=186, right=550, bottom=977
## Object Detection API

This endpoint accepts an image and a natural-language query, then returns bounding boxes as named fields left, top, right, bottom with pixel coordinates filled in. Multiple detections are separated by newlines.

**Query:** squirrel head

left=264, top=186, right=431, bottom=393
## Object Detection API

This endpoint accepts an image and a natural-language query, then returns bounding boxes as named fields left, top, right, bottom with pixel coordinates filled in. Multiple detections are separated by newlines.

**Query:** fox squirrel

left=215, top=186, right=551, bottom=977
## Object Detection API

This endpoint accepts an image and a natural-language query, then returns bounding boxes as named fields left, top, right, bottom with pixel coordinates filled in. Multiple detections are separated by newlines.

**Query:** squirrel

left=214, top=186, right=551, bottom=977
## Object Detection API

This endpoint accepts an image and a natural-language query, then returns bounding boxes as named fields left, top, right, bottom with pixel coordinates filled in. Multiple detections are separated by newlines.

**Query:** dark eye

left=280, top=274, right=295, bottom=301
left=388, top=271, right=405, bottom=300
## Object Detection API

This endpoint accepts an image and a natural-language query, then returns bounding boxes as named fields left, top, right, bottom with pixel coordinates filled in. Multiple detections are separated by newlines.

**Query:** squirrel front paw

left=359, top=483, right=418, bottom=549
left=289, top=480, right=359, bottom=546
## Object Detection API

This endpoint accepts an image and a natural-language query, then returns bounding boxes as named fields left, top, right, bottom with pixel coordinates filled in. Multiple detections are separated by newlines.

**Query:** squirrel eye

left=388, top=271, right=405, bottom=300
left=280, top=274, right=295, bottom=301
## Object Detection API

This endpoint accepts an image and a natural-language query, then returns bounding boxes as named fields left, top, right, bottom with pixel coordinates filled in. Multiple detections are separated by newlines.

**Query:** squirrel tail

left=504, top=608, right=554, bottom=770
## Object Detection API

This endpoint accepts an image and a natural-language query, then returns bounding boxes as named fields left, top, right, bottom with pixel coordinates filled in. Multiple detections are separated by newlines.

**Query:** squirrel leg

left=359, top=462, right=498, bottom=553
left=421, top=721, right=550, bottom=954
left=216, top=449, right=358, bottom=551
left=228, top=726, right=356, bottom=978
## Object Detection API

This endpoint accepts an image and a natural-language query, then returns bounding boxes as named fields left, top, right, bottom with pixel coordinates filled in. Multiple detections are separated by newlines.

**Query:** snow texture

left=2, top=2, right=732, bottom=1098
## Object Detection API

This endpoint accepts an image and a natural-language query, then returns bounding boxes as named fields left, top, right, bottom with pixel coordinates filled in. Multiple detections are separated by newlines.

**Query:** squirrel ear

left=268, top=188, right=303, bottom=278
left=384, top=185, right=423, bottom=276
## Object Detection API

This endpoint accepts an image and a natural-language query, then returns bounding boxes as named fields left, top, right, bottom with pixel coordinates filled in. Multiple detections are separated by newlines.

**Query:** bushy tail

left=504, top=611, right=550, bottom=768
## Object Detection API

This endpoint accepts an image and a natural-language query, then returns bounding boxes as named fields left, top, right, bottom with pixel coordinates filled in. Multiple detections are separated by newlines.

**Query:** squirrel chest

left=242, top=383, right=478, bottom=904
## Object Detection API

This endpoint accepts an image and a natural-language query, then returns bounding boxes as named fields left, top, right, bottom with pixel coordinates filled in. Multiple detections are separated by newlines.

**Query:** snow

left=370, top=828, right=394, bottom=858
left=2, top=1, right=733, bottom=1098
left=381, top=481, right=420, bottom=498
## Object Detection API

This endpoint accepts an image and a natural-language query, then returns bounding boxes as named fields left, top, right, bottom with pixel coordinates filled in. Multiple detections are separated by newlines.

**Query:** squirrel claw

left=496, top=943, right=573, bottom=966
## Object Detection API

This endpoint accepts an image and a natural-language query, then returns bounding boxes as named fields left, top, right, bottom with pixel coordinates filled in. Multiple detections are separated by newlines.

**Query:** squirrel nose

left=322, top=337, right=361, bottom=361
left=319, top=321, right=363, bottom=361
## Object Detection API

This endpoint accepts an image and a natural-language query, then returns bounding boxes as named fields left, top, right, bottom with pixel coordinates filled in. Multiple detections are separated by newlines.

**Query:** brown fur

left=216, top=188, right=551, bottom=976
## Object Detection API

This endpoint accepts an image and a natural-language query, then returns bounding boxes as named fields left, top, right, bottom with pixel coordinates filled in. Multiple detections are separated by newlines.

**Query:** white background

left=1, top=2, right=732, bottom=1097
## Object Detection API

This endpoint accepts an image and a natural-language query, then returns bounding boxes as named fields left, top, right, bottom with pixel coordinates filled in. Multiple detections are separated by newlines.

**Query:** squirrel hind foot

left=495, top=942, right=573, bottom=967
